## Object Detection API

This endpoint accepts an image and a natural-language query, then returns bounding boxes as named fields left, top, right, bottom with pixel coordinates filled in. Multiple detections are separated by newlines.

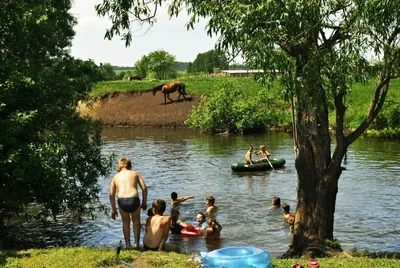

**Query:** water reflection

left=3, top=127, right=400, bottom=257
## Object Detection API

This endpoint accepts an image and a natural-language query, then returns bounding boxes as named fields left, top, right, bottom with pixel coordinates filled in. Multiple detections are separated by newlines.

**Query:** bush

left=371, top=100, right=400, bottom=130
left=185, top=81, right=284, bottom=134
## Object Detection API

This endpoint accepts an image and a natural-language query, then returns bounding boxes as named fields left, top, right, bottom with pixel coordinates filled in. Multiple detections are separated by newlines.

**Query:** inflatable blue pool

left=203, top=247, right=270, bottom=268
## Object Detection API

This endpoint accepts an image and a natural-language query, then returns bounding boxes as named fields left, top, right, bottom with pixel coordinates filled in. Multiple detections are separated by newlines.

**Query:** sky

left=70, top=0, right=219, bottom=67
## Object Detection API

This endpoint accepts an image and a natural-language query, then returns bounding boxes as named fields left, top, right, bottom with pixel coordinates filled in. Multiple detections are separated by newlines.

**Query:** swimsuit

left=117, top=197, right=140, bottom=213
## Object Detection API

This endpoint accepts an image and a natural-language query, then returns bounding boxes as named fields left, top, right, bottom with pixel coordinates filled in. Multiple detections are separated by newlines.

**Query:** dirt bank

left=77, top=91, right=201, bottom=127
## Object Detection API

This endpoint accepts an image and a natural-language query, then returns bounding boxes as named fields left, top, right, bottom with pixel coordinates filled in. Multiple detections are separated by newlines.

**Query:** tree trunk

left=290, top=62, right=346, bottom=257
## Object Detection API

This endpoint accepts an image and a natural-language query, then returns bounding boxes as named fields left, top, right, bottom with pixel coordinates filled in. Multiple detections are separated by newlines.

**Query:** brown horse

left=152, top=82, right=186, bottom=105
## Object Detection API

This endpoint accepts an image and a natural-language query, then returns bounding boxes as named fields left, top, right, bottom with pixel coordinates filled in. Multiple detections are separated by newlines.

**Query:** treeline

left=187, top=50, right=227, bottom=73
left=106, top=49, right=249, bottom=81
left=111, top=62, right=189, bottom=72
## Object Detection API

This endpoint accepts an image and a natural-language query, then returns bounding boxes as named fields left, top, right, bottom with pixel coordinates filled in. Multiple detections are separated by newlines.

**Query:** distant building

left=221, top=69, right=264, bottom=77
left=221, top=69, right=282, bottom=77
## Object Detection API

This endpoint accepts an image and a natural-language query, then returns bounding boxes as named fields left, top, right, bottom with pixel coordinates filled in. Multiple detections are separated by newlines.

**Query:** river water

left=6, top=127, right=400, bottom=257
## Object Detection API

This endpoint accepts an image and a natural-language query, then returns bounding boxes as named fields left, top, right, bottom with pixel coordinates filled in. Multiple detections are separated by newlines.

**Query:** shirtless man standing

left=143, top=199, right=171, bottom=251
left=109, top=158, right=148, bottom=249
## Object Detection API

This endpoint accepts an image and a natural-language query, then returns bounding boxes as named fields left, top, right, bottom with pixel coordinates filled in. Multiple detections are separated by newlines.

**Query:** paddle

left=266, top=157, right=275, bottom=171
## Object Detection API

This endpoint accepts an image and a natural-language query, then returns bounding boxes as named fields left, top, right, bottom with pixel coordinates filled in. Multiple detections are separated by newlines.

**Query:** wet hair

left=206, top=196, right=215, bottom=205
left=272, top=196, right=281, bottom=207
left=282, top=204, right=290, bottom=213
left=117, top=158, right=132, bottom=170
left=248, top=145, right=253, bottom=150
left=208, top=217, right=222, bottom=232
left=171, top=192, right=178, bottom=200
left=152, top=199, right=166, bottom=214
left=260, top=145, right=266, bottom=151
left=197, top=212, right=206, bottom=222
left=147, top=208, right=154, bottom=217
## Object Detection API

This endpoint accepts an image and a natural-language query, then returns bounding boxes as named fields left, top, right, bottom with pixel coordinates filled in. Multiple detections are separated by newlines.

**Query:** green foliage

left=134, top=55, right=149, bottom=78
left=185, top=81, right=286, bottom=133
left=371, top=100, right=400, bottom=130
left=188, top=49, right=227, bottom=73
left=134, top=50, right=177, bottom=80
left=175, top=61, right=190, bottom=71
left=99, top=63, right=117, bottom=81
left=116, top=71, right=126, bottom=80
left=0, top=0, right=112, bottom=223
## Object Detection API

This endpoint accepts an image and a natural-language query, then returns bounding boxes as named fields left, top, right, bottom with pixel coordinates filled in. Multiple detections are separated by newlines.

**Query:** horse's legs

left=167, top=92, right=173, bottom=103
left=181, top=85, right=186, bottom=101
left=182, top=88, right=186, bottom=100
left=177, top=87, right=186, bottom=101
left=164, top=93, right=167, bottom=105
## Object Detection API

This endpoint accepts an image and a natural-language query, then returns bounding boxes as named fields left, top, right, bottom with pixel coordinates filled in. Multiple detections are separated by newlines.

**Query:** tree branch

left=346, top=77, right=390, bottom=145
left=332, top=90, right=348, bottom=167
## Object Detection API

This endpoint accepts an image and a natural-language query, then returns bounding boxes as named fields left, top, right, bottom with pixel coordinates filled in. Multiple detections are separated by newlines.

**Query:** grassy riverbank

left=1, top=247, right=399, bottom=268
left=91, top=76, right=400, bottom=137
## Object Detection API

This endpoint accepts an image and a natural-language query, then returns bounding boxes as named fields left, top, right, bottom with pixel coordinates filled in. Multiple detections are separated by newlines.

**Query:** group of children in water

left=109, top=157, right=223, bottom=252
left=169, top=193, right=222, bottom=239
left=109, top=156, right=293, bottom=252
left=245, top=144, right=271, bottom=164
left=141, top=192, right=221, bottom=251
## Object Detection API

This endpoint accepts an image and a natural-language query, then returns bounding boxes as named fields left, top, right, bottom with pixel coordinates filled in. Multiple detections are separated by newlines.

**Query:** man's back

left=143, top=215, right=170, bottom=249
left=113, top=169, right=139, bottom=198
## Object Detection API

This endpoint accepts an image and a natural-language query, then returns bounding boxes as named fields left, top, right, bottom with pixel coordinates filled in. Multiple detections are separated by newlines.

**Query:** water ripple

left=4, top=128, right=400, bottom=257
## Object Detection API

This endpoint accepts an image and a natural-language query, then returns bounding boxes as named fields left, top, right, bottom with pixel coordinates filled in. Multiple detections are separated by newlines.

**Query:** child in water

left=170, top=191, right=194, bottom=206
left=282, top=203, right=295, bottom=232
left=205, top=217, right=222, bottom=240
left=170, top=207, right=188, bottom=234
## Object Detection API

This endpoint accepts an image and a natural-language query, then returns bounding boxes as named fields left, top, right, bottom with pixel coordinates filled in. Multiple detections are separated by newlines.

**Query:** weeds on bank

left=1, top=247, right=400, bottom=268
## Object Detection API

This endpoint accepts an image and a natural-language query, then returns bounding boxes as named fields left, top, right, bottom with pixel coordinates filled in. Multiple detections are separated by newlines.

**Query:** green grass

left=92, top=75, right=400, bottom=104
left=90, top=76, right=274, bottom=97
left=343, top=78, right=400, bottom=129
left=1, top=247, right=399, bottom=268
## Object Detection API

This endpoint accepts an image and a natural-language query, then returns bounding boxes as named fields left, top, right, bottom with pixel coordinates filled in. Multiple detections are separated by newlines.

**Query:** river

left=5, top=127, right=400, bottom=257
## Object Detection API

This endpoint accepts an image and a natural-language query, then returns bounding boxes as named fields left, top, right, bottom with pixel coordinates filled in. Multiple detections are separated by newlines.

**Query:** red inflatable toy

left=181, top=225, right=202, bottom=237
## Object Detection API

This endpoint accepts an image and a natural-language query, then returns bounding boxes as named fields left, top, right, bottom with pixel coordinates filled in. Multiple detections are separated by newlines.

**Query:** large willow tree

left=0, top=0, right=112, bottom=227
left=96, top=0, right=399, bottom=256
